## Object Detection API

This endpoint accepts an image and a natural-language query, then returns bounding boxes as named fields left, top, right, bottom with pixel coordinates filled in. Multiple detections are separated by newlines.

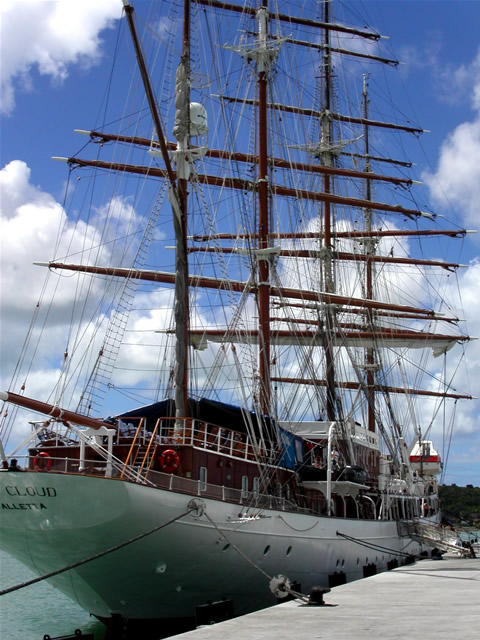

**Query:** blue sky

left=1, top=0, right=479, bottom=486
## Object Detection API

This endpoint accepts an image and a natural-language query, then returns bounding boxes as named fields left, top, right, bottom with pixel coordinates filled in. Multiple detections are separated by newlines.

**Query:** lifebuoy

left=33, top=451, right=52, bottom=471
left=159, top=448, right=180, bottom=474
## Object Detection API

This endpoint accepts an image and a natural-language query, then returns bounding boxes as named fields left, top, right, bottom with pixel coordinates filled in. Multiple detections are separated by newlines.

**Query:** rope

left=0, top=507, right=194, bottom=597
left=336, top=530, right=417, bottom=559
left=203, top=511, right=310, bottom=603
left=278, top=515, right=319, bottom=532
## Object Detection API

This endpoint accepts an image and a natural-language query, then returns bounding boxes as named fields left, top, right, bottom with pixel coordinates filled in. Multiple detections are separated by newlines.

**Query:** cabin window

left=253, top=477, right=259, bottom=496
left=199, top=466, right=207, bottom=492
left=276, top=483, right=282, bottom=498
left=241, top=475, right=248, bottom=498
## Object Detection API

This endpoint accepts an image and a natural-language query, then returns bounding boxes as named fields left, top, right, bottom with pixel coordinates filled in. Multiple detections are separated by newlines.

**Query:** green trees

left=439, top=484, right=480, bottom=526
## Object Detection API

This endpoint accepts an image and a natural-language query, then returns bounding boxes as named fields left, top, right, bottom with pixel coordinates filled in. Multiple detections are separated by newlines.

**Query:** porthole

left=222, top=544, right=230, bottom=552
left=336, top=559, right=340, bottom=567
left=356, top=558, right=360, bottom=565
left=263, top=545, right=271, bottom=555
left=286, top=545, right=292, bottom=556
left=341, top=559, right=345, bottom=566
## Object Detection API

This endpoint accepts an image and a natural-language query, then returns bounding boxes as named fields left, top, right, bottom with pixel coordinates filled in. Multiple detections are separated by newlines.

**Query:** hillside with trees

left=439, top=484, right=480, bottom=526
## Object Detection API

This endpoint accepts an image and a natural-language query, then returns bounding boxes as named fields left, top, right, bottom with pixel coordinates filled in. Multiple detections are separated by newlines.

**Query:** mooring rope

left=0, top=507, right=194, bottom=597
left=203, top=511, right=310, bottom=603
left=336, top=530, right=417, bottom=558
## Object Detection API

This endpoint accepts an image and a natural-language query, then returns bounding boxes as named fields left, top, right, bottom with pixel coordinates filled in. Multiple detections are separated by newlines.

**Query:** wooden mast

left=0, top=391, right=115, bottom=431
left=124, top=0, right=191, bottom=424
left=363, top=75, right=376, bottom=434
left=257, top=4, right=271, bottom=416
left=122, top=2, right=177, bottom=190
left=321, top=0, right=337, bottom=422
left=174, top=0, right=191, bottom=421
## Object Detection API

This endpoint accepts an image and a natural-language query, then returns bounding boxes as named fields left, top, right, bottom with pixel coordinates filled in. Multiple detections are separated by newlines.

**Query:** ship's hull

left=1, top=470, right=425, bottom=624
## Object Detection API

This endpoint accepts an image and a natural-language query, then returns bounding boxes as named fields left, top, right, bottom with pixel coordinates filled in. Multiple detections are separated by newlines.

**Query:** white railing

left=2, top=454, right=311, bottom=515
left=118, top=416, right=274, bottom=464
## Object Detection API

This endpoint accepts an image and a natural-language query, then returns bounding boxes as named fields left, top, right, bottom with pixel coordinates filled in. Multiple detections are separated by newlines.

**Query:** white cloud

left=416, top=49, right=480, bottom=469
left=0, top=0, right=121, bottom=115
left=421, top=46, right=480, bottom=234
left=423, top=118, right=480, bottom=231
left=0, top=159, right=162, bottom=445
left=0, top=160, right=100, bottom=314
left=437, top=48, right=480, bottom=109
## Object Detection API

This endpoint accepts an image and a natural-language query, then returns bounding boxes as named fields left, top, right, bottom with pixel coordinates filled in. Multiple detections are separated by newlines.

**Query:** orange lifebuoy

left=159, top=448, right=180, bottom=474
left=33, top=451, right=52, bottom=471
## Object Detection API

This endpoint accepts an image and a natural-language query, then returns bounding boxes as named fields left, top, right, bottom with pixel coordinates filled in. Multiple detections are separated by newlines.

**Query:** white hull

left=0, top=470, right=425, bottom=622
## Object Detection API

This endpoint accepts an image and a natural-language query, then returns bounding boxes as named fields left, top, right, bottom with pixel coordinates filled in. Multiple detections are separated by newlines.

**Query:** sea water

left=0, top=550, right=105, bottom=639
left=457, top=529, right=480, bottom=544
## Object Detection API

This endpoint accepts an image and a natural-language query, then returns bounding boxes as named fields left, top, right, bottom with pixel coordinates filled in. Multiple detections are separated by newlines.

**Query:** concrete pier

left=171, top=556, right=480, bottom=639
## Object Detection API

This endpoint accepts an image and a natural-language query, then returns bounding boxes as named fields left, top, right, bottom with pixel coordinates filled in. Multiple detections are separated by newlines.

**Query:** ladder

left=408, top=520, right=474, bottom=557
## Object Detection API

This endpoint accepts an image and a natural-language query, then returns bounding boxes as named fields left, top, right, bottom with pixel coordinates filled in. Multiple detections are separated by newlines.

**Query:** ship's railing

left=5, top=454, right=311, bottom=516
left=8, top=452, right=153, bottom=486
left=117, top=416, right=276, bottom=464
left=28, top=419, right=80, bottom=446
left=5, top=454, right=409, bottom=522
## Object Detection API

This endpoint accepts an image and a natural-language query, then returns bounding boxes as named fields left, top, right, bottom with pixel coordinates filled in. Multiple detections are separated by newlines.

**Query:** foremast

left=124, top=0, right=192, bottom=425
left=171, top=0, right=192, bottom=425
left=320, top=0, right=337, bottom=423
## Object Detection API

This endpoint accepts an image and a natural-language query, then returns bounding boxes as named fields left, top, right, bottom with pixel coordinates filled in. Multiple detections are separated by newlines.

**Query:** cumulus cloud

left=0, top=160, right=103, bottom=316
left=423, top=119, right=480, bottom=231
left=0, top=159, right=156, bottom=433
left=416, top=49, right=480, bottom=464
left=436, top=48, right=480, bottom=108
left=0, top=0, right=121, bottom=115
left=422, top=48, right=480, bottom=233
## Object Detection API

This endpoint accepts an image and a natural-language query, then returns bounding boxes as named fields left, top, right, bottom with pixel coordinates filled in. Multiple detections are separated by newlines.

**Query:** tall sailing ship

left=0, top=0, right=473, bottom=634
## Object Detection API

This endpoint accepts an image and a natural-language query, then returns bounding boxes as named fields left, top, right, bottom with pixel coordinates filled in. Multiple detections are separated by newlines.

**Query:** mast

left=257, top=5, right=271, bottom=416
left=320, top=0, right=337, bottom=422
left=122, top=0, right=189, bottom=422
left=171, top=0, right=192, bottom=422
left=0, top=391, right=114, bottom=431
left=363, top=74, right=376, bottom=433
